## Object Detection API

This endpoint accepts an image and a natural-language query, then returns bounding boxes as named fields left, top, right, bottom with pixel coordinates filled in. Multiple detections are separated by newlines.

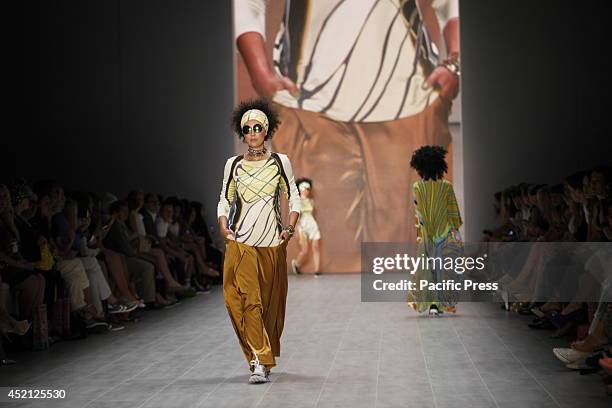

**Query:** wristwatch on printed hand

left=283, top=225, right=295, bottom=237
left=440, top=53, right=460, bottom=76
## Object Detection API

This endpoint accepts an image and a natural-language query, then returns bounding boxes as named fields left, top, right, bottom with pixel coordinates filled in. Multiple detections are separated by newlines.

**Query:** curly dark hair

left=296, top=177, right=313, bottom=190
left=231, top=97, right=281, bottom=141
left=410, top=145, right=448, bottom=180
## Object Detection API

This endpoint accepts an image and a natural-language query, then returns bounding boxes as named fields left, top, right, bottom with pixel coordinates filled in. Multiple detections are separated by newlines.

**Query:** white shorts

left=298, top=215, right=321, bottom=241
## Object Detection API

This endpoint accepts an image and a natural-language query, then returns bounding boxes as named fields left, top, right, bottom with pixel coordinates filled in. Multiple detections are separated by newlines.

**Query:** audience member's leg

left=184, top=242, right=219, bottom=279
left=14, top=274, right=45, bottom=321
left=102, top=250, right=139, bottom=302
left=41, top=269, right=60, bottom=315
left=142, top=248, right=184, bottom=290
left=0, top=275, right=29, bottom=333
left=124, top=257, right=156, bottom=304
left=79, top=257, right=112, bottom=317
left=56, top=259, right=90, bottom=312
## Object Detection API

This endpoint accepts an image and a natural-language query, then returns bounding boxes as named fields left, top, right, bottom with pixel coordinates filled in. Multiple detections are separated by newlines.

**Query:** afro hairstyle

left=410, top=145, right=448, bottom=180
left=231, top=97, right=281, bottom=141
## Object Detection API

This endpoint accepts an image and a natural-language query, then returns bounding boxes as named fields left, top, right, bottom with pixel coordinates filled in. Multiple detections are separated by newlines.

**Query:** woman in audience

left=0, top=185, right=45, bottom=323
left=103, top=201, right=165, bottom=308
left=189, top=201, right=223, bottom=276
left=170, top=199, right=219, bottom=283
left=67, top=194, right=137, bottom=317
left=46, top=183, right=108, bottom=330
left=12, top=183, right=58, bottom=316
left=0, top=274, right=30, bottom=337
left=155, top=201, right=198, bottom=291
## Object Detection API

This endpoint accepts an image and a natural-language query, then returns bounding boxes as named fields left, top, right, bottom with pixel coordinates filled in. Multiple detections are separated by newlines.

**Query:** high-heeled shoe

left=191, top=278, right=207, bottom=292
left=167, top=283, right=189, bottom=293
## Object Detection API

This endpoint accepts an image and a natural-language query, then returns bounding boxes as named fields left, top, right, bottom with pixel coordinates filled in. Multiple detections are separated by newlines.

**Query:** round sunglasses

left=242, top=124, right=264, bottom=135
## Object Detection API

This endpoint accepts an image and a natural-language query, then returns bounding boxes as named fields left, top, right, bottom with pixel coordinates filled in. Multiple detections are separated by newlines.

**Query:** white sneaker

left=565, top=359, right=590, bottom=370
left=249, top=356, right=270, bottom=384
left=552, top=348, right=590, bottom=364
left=428, top=305, right=439, bottom=317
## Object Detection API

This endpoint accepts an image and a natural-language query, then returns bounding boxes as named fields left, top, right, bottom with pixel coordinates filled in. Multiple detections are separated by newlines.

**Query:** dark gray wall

left=460, top=0, right=612, bottom=240
left=7, top=0, right=234, bottom=221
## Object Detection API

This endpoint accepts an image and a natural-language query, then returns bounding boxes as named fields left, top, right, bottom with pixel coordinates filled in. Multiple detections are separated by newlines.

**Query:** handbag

left=132, top=235, right=152, bottom=253
left=52, top=297, right=72, bottom=338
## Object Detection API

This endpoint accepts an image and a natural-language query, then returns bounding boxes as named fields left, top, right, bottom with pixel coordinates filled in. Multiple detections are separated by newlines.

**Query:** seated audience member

left=126, top=191, right=188, bottom=298
left=86, top=193, right=140, bottom=310
left=167, top=198, right=218, bottom=284
left=183, top=205, right=220, bottom=284
left=67, top=193, right=135, bottom=316
left=11, top=182, right=58, bottom=313
left=46, top=183, right=107, bottom=330
left=0, top=185, right=45, bottom=323
left=103, top=201, right=162, bottom=309
left=140, top=193, right=161, bottom=239
left=155, top=201, right=197, bottom=289
left=190, top=201, right=223, bottom=274
left=29, top=185, right=64, bottom=312
left=484, top=166, right=611, bottom=396
left=141, top=194, right=195, bottom=289
left=0, top=274, right=30, bottom=337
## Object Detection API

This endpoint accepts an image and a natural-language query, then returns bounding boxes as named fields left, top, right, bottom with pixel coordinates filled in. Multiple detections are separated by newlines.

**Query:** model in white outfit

left=292, top=179, right=322, bottom=275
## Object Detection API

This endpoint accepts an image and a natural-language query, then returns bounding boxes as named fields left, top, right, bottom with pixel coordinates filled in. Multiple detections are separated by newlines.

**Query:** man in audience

left=141, top=193, right=161, bottom=239
left=103, top=201, right=159, bottom=309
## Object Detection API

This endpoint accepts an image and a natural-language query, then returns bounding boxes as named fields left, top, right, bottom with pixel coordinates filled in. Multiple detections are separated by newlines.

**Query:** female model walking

left=407, top=146, right=463, bottom=316
left=218, top=98, right=300, bottom=383
left=291, top=178, right=321, bottom=275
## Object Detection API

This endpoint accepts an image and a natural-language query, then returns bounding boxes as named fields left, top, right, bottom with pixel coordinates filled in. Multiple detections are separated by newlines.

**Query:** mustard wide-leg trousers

left=223, top=239, right=288, bottom=369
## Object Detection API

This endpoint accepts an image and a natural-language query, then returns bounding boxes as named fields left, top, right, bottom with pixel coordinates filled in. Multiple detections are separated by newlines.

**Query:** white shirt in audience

left=156, top=217, right=170, bottom=238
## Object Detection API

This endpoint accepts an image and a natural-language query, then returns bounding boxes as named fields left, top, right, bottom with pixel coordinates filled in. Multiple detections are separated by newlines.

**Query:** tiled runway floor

left=0, top=274, right=608, bottom=408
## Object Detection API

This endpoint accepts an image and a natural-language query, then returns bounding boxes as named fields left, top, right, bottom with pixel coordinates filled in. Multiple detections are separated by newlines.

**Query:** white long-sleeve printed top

left=217, top=153, right=301, bottom=247
left=234, top=0, right=459, bottom=122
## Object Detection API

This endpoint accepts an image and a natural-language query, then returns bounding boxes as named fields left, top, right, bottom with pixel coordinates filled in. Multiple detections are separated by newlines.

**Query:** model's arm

left=279, top=155, right=301, bottom=241
left=412, top=185, right=423, bottom=243
left=234, top=0, right=297, bottom=97
left=425, top=0, right=460, bottom=100
left=446, top=183, right=463, bottom=233
left=217, top=158, right=236, bottom=239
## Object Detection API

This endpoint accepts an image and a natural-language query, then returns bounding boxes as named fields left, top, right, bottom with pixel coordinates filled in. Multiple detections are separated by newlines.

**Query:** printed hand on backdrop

left=238, top=32, right=299, bottom=98
left=252, top=71, right=298, bottom=99
left=425, top=66, right=459, bottom=101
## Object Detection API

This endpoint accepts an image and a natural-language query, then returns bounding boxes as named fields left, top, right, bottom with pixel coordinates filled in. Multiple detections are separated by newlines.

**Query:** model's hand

left=425, top=66, right=459, bottom=101
left=221, top=227, right=235, bottom=240
left=252, top=70, right=298, bottom=98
